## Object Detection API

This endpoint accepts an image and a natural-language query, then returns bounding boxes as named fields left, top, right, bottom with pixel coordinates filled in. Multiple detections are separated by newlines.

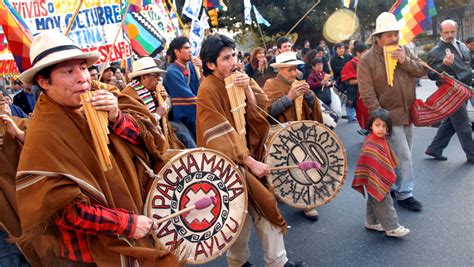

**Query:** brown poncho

left=263, top=76, right=323, bottom=123
left=122, top=84, right=184, bottom=150
left=196, top=75, right=287, bottom=232
left=15, top=81, right=179, bottom=266
left=0, top=116, right=41, bottom=265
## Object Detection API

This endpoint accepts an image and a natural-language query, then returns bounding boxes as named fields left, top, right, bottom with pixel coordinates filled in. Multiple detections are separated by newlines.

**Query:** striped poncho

left=352, top=132, right=400, bottom=202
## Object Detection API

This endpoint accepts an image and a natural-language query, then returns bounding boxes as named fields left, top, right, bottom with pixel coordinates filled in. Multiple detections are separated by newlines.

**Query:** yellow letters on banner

left=53, top=0, right=120, bottom=14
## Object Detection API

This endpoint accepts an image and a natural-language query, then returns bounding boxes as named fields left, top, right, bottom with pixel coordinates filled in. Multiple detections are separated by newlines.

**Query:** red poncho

left=352, top=133, right=399, bottom=202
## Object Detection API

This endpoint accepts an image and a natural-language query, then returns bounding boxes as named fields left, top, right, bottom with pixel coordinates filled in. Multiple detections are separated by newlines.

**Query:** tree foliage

left=170, top=0, right=469, bottom=46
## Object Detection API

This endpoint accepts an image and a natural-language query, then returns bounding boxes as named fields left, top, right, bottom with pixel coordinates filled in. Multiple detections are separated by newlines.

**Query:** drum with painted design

left=144, top=148, right=247, bottom=264
left=264, top=121, right=347, bottom=209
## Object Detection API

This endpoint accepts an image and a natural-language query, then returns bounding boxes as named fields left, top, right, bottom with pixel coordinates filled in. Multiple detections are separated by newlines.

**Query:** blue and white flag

left=183, top=0, right=202, bottom=20
left=244, top=0, right=252, bottom=25
left=190, top=10, right=207, bottom=57
left=253, top=5, right=270, bottom=27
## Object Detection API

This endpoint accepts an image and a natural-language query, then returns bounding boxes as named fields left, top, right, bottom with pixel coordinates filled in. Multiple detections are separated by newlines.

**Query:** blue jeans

left=0, top=230, right=21, bottom=267
left=346, top=106, right=356, bottom=121
left=170, top=121, right=196, bottom=148
left=388, top=125, right=415, bottom=201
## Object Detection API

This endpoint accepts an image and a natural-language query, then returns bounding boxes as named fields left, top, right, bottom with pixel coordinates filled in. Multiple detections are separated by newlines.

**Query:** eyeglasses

left=147, top=73, right=161, bottom=78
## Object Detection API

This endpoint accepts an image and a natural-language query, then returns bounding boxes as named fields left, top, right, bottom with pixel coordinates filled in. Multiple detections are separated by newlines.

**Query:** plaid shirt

left=55, top=202, right=137, bottom=263
left=53, top=111, right=141, bottom=263
left=112, top=110, right=141, bottom=145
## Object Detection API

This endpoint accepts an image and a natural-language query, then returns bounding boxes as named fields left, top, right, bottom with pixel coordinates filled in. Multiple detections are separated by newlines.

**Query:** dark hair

left=33, top=64, right=57, bottom=89
left=365, top=108, right=393, bottom=136
left=169, top=36, right=190, bottom=63
left=467, top=37, right=474, bottom=44
left=353, top=43, right=368, bottom=55
left=310, top=57, right=323, bottom=67
left=244, top=52, right=251, bottom=58
left=200, top=34, right=236, bottom=76
left=303, top=49, right=318, bottom=64
left=334, top=42, right=344, bottom=49
left=276, top=37, right=291, bottom=49
left=250, top=47, right=265, bottom=71
left=315, top=47, right=324, bottom=53
left=88, top=65, right=99, bottom=72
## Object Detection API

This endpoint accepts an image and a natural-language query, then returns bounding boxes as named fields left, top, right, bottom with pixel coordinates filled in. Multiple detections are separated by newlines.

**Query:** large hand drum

left=145, top=148, right=247, bottom=264
left=265, top=121, right=347, bottom=209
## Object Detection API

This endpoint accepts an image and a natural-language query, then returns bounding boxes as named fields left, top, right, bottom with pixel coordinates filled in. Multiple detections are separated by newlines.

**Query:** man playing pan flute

left=196, top=34, right=304, bottom=267
left=15, top=31, right=179, bottom=266
left=358, top=12, right=426, bottom=211
left=122, top=56, right=184, bottom=149
left=263, top=51, right=323, bottom=221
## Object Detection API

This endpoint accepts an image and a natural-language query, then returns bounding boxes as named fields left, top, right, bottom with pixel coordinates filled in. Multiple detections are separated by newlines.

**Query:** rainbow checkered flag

left=0, top=0, right=32, bottom=72
left=390, top=0, right=437, bottom=45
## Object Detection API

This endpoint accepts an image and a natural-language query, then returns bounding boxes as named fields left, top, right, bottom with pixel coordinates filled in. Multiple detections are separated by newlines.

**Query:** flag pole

left=256, top=22, right=267, bottom=51
left=98, top=2, right=131, bottom=81
left=64, top=0, right=84, bottom=36
left=286, top=0, right=320, bottom=36
left=167, top=0, right=185, bottom=29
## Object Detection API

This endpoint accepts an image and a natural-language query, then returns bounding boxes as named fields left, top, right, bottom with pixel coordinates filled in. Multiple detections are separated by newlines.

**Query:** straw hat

left=372, top=12, right=401, bottom=35
left=128, top=57, right=166, bottom=79
left=270, top=52, right=304, bottom=68
left=19, top=31, right=100, bottom=85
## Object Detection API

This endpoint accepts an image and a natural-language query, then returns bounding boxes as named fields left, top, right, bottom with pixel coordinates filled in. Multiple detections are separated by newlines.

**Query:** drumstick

left=270, top=160, right=321, bottom=171
left=155, top=196, right=216, bottom=225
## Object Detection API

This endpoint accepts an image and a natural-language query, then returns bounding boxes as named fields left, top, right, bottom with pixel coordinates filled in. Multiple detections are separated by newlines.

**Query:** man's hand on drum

left=90, top=90, right=119, bottom=123
left=243, top=155, right=269, bottom=178
left=133, top=215, right=158, bottom=239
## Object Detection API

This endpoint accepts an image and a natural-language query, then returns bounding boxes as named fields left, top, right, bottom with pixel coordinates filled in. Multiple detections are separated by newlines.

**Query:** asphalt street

left=199, top=79, right=474, bottom=267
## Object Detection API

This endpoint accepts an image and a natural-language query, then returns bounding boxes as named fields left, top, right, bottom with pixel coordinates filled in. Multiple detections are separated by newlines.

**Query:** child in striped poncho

left=352, top=109, right=410, bottom=237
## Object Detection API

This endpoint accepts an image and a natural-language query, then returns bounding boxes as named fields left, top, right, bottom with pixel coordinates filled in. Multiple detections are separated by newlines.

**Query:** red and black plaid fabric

left=112, top=110, right=141, bottom=145
left=55, top=201, right=137, bottom=263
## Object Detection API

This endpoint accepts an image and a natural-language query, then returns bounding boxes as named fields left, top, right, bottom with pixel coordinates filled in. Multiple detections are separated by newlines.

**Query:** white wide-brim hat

left=270, top=52, right=304, bottom=68
left=128, top=57, right=166, bottom=79
left=19, top=31, right=100, bottom=85
left=372, top=12, right=401, bottom=35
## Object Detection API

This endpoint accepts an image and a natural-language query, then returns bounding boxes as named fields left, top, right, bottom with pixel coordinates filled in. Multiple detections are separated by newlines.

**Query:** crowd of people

left=0, top=11, right=473, bottom=267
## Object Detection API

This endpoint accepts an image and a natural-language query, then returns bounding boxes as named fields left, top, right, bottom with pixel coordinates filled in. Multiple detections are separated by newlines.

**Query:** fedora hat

left=128, top=57, right=166, bottom=79
left=270, top=52, right=304, bottom=68
left=19, top=31, right=100, bottom=85
left=372, top=12, right=401, bottom=35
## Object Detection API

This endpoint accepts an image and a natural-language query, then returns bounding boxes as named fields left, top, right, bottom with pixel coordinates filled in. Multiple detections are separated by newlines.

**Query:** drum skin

left=265, top=121, right=347, bottom=209
left=145, top=148, right=247, bottom=264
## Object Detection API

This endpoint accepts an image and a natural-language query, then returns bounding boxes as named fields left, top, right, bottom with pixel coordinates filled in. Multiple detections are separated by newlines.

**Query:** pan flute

left=224, top=72, right=247, bottom=147
left=80, top=91, right=112, bottom=171
left=383, top=45, right=398, bottom=87
left=156, top=84, right=169, bottom=143
left=293, top=80, right=307, bottom=121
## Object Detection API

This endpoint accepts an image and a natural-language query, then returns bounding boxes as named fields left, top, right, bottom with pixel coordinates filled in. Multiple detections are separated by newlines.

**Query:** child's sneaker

left=364, top=223, right=384, bottom=232
left=386, top=226, right=410, bottom=237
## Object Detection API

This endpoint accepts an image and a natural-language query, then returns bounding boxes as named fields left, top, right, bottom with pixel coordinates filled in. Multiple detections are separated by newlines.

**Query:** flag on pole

left=169, top=0, right=181, bottom=35
left=128, top=0, right=153, bottom=13
left=0, top=0, right=32, bottom=72
left=244, top=0, right=252, bottom=25
left=183, top=0, right=202, bottom=19
left=390, top=0, right=437, bottom=45
left=203, top=0, right=227, bottom=11
left=190, top=9, right=207, bottom=57
left=342, top=0, right=351, bottom=8
left=123, top=12, right=166, bottom=57
left=253, top=5, right=270, bottom=27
